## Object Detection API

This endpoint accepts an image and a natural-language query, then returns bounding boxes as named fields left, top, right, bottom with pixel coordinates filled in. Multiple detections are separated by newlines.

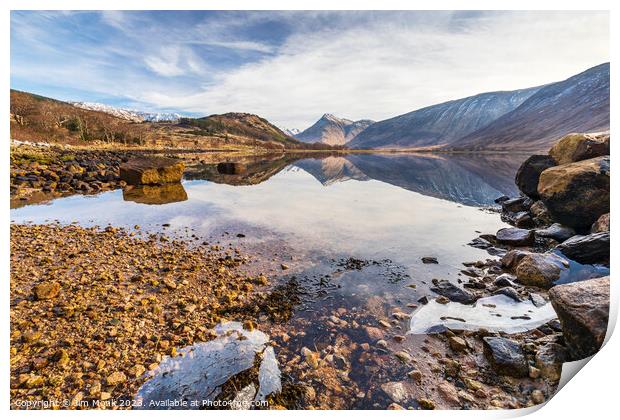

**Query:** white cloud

left=11, top=11, right=609, bottom=129
left=133, top=11, right=609, bottom=128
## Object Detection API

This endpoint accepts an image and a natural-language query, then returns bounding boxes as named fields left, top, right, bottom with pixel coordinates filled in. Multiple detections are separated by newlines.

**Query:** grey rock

left=492, top=287, right=522, bottom=302
left=535, top=223, right=576, bottom=243
left=494, top=273, right=517, bottom=288
left=555, top=232, right=609, bottom=264
left=430, top=280, right=476, bottom=304
left=482, top=337, right=529, bottom=377
left=496, top=227, right=535, bottom=246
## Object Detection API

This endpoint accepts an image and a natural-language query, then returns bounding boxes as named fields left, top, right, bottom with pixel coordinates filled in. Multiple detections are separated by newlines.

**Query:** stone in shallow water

left=430, top=279, right=476, bottom=304
left=495, top=227, right=534, bottom=246
left=555, top=232, right=610, bottom=264
left=120, top=156, right=185, bottom=186
left=535, top=223, right=576, bottom=243
left=408, top=294, right=556, bottom=335
left=135, top=322, right=281, bottom=409
left=381, top=382, right=410, bottom=403
left=549, top=276, right=609, bottom=360
left=482, top=337, right=529, bottom=377
left=515, top=252, right=569, bottom=288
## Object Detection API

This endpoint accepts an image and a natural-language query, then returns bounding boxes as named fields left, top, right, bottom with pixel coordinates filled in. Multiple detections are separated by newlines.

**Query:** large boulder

left=537, top=156, right=609, bottom=229
left=515, top=252, right=569, bottom=288
left=482, top=337, right=529, bottom=377
left=495, top=227, right=535, bottom=246
left=549, top=276, right=609, bottom=360
left=555, top=232, right=609, bottom=264
left=120, top=157, right=185, bottom=185
left=591, top=213, right=610, bottom=233
left=549, top=132, right=610, bottom=165
left=515, top=155, right=557, bottom=199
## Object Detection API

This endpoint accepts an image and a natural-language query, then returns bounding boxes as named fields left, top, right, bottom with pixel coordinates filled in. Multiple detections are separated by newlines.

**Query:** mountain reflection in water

left=184, top=152, right=524, bottom=206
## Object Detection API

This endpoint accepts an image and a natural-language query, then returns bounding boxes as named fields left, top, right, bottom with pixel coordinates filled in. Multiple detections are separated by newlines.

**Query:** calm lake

left=13, top=152, right=563, bottom=408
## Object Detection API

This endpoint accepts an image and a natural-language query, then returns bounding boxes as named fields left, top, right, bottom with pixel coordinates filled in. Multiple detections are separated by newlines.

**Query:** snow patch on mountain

left=71, top=102, right=183, bottom=122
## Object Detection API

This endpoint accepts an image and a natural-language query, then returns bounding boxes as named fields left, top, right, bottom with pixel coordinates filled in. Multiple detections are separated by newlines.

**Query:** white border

left=3, top=1, right=616, bottom=419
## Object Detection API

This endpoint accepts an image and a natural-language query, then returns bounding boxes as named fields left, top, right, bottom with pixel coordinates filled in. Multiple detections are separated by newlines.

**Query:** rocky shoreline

left=9, top=132, right=611, bottom=410
left=10, top=224, right=280, bottom=409
left=437, top=132, right=610, bottom=386
left=10, top=144, right=135, bottom=206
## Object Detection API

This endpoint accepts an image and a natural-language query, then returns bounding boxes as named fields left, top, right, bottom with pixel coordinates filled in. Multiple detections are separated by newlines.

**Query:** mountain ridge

left=347, top=62, right=609, bottom=151
left=347, top=87, right=541, bottom=149
left=296, top=113, right=374, bottom=146
left=448, top=63, right=610, bottom=151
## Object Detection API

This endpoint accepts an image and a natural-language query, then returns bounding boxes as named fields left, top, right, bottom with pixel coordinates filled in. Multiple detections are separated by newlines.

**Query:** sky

left=10, top=10, right=609, bottom=130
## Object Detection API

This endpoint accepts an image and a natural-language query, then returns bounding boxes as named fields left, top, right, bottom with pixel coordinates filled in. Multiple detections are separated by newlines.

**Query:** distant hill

left=449, top=63, right=610, bottom=151
left=177, top=113, right=306, bottom=149
left=347, top=88, right=539, bottom=150
left=297, top=114, right=374, bottom=146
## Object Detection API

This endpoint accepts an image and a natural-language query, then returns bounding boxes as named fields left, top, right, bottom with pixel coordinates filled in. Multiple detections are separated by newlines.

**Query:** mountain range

left=448, top=63, right=610, bottom=150
left=10, top=62, right=609, bottom=151
left=298, top=62, right=609, bottom=151
left=71, top=102, right=183, bottom=123
left=295, top=114, right=374, bottom=146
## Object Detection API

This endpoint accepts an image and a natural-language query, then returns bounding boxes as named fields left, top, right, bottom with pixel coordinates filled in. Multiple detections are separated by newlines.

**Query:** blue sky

left=10, top=10, right=609, bottom=129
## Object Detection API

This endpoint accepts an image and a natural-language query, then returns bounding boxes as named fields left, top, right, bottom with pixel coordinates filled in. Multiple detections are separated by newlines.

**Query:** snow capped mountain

left=347, top=87, right=540, bottom=149
left=71, top=102, right=183, bottom=122
left=282, top=128, right=301, bottom=137
left=348, top=63, right=609, bottom=151
left=296, top=114, right=374, bottom=145
left=450, top=63, right=610, bottom=151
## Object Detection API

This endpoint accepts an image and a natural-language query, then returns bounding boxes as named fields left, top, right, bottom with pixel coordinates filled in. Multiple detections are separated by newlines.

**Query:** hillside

left=10, top=89, right=148, bottom=145
left=10, top=90, right=332, bottom=150
left=347, top=88, right=539, bottom=149
left=449, top=63, right=610, bottom=151
left=297, top=114, right=374, bottom=146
